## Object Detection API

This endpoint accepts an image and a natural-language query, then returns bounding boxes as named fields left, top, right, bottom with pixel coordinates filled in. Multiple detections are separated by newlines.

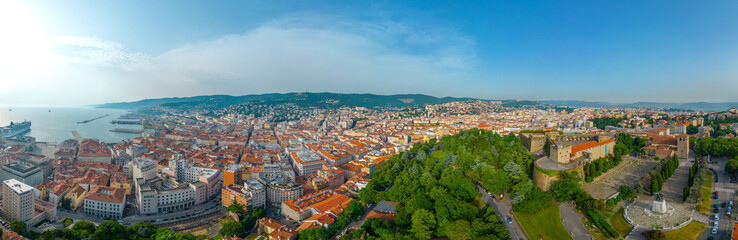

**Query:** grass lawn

left=609, top=208, right=634, bottom=236
left=244, top=234, right=261, bottom=240
left=663, top=221, right=707, bottom=240
left=514, top=204, right=572, bottom=240
left=697, top=172, right=713, bottom=214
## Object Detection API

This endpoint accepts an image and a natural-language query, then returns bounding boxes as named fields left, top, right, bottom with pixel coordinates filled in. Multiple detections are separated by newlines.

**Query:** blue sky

left=2, top=0, right=738, bottom=105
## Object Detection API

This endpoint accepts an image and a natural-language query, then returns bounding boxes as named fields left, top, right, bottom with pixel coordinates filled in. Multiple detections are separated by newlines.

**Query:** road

left=477, top=184, right=528, bottom=240
left=698, top=156, right=736, bottom=240
left=558, top=202, right=592, bottom=240
left=120, top=198, right=225, bottom=225
left=59, top=196, right=225, bottom=226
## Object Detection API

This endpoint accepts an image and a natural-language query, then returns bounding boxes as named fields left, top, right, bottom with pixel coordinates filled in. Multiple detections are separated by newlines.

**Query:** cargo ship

left=0, top=121, right=31, bottom=138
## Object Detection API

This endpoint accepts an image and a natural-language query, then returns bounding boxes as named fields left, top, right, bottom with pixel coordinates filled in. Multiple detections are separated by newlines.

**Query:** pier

left=77, top=114, right=111, bottom=124
left=71, top=131, right=83, bottom=144
left=110, top=128, right=143, bottom=133
left=111, top=120, right=141, bottom=125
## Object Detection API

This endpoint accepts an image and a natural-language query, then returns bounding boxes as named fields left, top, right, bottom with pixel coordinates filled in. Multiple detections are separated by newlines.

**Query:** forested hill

left=96, top=92, right=481, bottom=110
left=355, top=129, right=534, bottom=239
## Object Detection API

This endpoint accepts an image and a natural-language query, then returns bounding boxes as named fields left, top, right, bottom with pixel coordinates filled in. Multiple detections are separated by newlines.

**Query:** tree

left=410, top=209, right=436, bottom=240
left=298, top=228, right=329, bottom=240
left=219, top=220, right=246, bottom=238
left=227, top=202, right=245, bottom=216
left=93, top=220, right=127, bottom=240
left=726, top=158, right=738, bottom=175
left=550, top=171, right=582, bottom=202
left=503, top=162, right=524, bottom=182
left=444, top=219, right=471, bottom=240
left=482, top=168, right=511, bottom=195
left=10, top=221, right=26, bottom=236
left=345, top=200, right=364, bottom=219
left=72, top=220, right=96, bottom=233
left=641, top=230, right=666, bottom=240
left=151, top=228, right=179, bottom=240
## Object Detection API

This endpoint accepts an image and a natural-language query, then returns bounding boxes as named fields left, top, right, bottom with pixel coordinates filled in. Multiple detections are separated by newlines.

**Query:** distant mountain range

left=97, top=93, right=738, bottom=112
left=540, top=100, right=738, bottom=112
left=97, top=92, right=483, bottom=110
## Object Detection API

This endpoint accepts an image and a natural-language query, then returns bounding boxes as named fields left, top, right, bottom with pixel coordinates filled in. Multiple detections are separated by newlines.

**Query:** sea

left=0, top=106, right=142, bottom=143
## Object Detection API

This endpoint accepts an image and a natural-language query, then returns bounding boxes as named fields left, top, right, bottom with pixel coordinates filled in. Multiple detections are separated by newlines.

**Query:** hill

left=541, top=100, right=738, bottom=112
left=97, top=92, right=482, bottom=110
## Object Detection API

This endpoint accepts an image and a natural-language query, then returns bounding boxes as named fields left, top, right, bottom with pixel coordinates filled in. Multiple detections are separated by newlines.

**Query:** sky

left=2, top=0, right=738, bottom=106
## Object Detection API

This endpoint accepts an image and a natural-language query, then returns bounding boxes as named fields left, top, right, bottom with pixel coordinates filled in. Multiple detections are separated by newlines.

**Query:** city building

left=64, top=185, right=87, bottom=210
left=223, top=164, right=241, bottom=187
left=287, top=146, right=324, bottom=176
left=129, top=158, right=158, bottom=181
left=2, top=179, right=36, bottom=223
left=281, top=189, right=351, bottom=221
left=167, top=158, right=222, bottom=200
left=134, top=175, right=207, bottom=214
left=258, top=218, right=297, bottom=240
left=258, top=171, right=303, bottom=207
left=0, top=161, right=43, bottom=187
left=641, top=134, right=690, bottom=159
left=77, top=139, right=112, bottom=164
left=84, top=186, right=126, bottom=219
left=221, top=179, right=266, bottom=211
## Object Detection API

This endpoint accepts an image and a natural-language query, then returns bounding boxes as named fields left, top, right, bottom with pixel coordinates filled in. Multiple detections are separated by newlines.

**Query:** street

left=699, top=156, right=736, bottom=240
left=58, top=196, right=225, bottom=227
left=477, top=184, right=528, bottom=240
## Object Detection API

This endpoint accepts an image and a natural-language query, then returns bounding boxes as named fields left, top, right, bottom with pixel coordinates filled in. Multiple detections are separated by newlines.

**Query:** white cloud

left=0, top=14, right=480, bottom=105
left=51, top=36, right=151, bottom=69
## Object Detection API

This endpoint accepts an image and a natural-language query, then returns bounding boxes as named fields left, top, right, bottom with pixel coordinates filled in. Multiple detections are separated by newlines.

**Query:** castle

left=520, top=132, right=616, bottom=191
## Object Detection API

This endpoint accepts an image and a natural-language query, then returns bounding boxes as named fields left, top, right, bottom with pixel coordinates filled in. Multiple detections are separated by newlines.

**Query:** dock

left=110, top=128, right=143, bottom=133
left=111, top=120, right=142, bottom=125
left=72, top=131, right=82, bottom=144
left=77, top=114, right=111, bottom=124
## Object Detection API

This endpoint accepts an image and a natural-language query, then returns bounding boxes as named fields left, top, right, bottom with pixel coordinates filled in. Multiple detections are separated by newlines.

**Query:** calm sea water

left=0, top=106, right=141, bottom=143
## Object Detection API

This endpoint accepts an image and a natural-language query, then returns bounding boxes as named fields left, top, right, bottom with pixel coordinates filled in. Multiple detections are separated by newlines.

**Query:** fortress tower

left=677, top=135, right=689, bottom=159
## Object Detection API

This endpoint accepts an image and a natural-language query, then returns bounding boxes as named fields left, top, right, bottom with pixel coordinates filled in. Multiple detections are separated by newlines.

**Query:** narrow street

left=476, top=184, right=528, bottom=240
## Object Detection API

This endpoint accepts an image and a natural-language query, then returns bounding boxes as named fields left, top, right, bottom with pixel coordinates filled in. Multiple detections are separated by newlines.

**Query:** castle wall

left=533, top=164, right=584, bottom=191
left=519, top=133, right=546, bottom=153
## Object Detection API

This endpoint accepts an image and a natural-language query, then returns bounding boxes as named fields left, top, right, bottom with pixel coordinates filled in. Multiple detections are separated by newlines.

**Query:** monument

left=652, top=192, right=667, bottom=214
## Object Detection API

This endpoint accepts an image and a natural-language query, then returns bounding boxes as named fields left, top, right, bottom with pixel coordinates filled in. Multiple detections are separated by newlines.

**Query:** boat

left=0, top=121, right=31, bottom=138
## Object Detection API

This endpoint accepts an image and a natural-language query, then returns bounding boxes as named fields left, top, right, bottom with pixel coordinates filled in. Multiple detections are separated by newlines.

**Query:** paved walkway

left=558, top=203, right=592, bottom=240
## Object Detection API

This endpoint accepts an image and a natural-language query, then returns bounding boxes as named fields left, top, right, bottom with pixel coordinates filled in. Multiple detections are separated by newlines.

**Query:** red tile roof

left=570, top=139, right=614, bottom=156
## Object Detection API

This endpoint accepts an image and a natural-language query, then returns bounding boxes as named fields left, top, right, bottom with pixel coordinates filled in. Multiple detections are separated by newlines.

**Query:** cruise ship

left=0, top=121, right=31, bottom=138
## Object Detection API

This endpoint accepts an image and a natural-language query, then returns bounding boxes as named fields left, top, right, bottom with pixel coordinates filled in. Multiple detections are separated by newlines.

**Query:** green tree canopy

left=298, top=228, right=329, bottom=240
left=219, top=220, right=246, bottom=238
left=93, top=220, right=128, bottom=240
left=227, top=202, right=245, bottom=215
left=10, top=221, right=26, bottom=236
left=410, top=209, right=436, bottom=240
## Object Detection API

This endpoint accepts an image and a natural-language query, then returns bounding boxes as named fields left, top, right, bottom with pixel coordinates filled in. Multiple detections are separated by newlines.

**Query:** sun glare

left=0, top=1, right=59, bottom=81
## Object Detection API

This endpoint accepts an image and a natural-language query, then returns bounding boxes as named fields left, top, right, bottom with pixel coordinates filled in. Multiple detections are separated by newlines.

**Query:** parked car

left=712, top=227, right=718, bottom=234
left=506, top=216, right=512, bottom=224
left=715, top=214, right=719, bottom=221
